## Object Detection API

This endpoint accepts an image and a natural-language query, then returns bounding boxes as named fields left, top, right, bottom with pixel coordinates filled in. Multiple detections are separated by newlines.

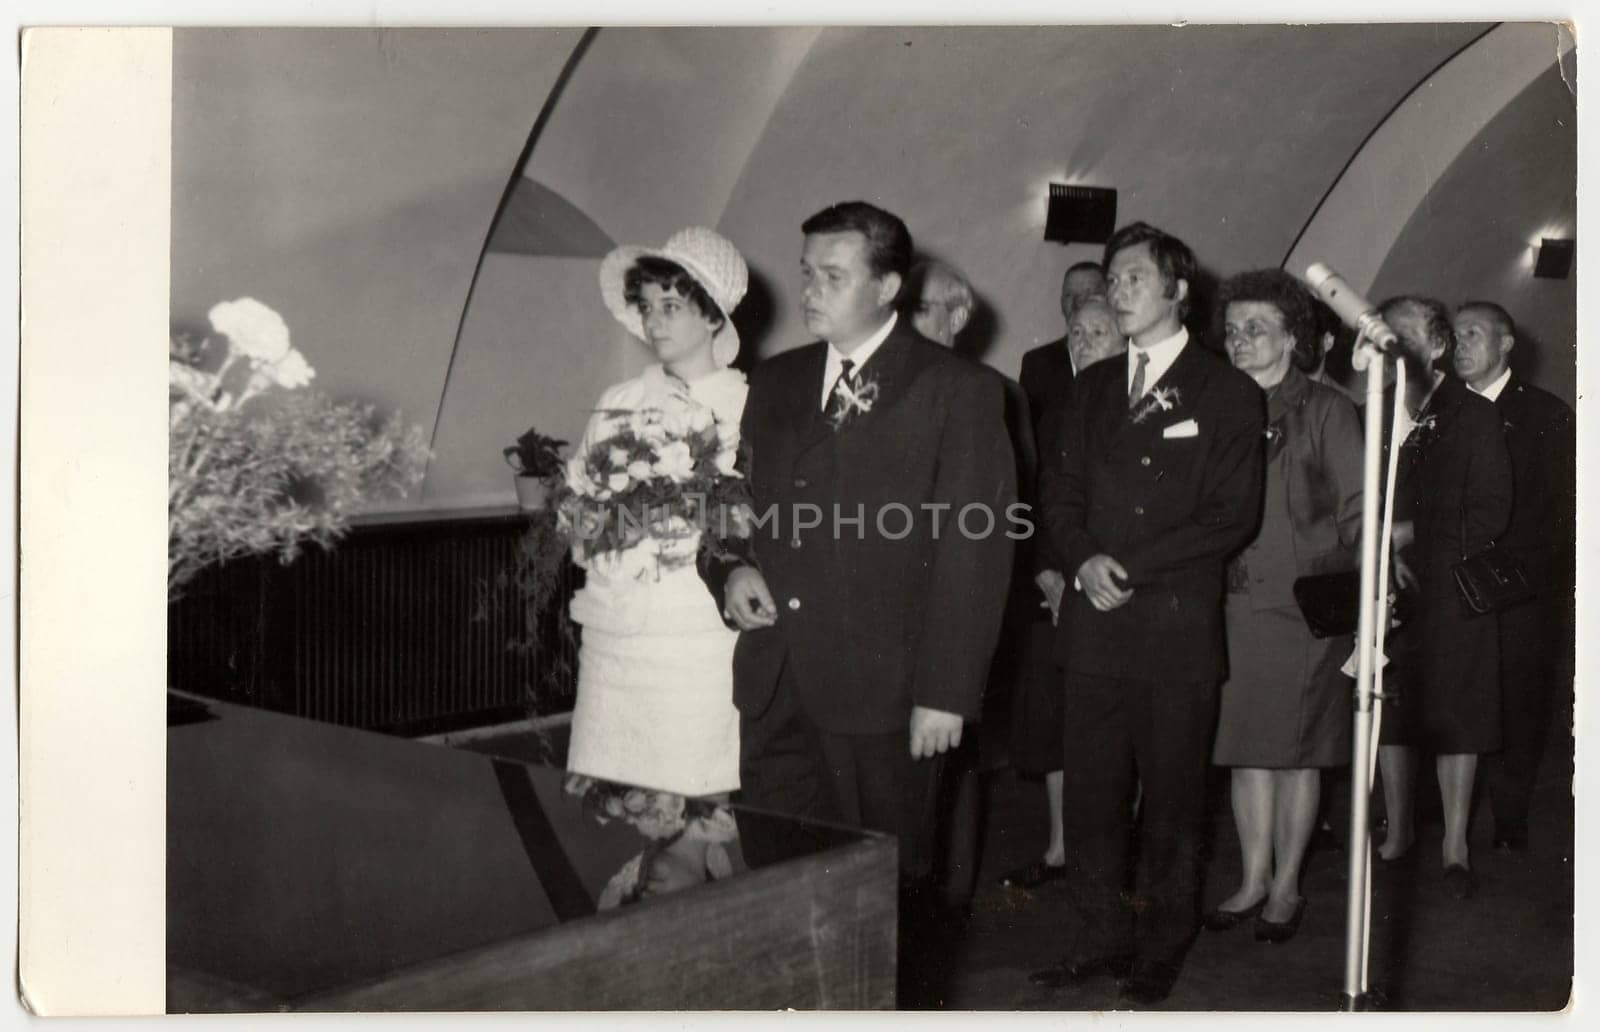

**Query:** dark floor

left=462, top=710, right=1574, bottom=1012
left=944, top=721, right=1575, bottom=1011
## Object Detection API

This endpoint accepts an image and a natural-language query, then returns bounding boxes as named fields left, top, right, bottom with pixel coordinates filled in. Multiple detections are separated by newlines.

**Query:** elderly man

left=1019, top=260, right=1109, bottom=421
left=1033, top=222, right=1264, bottom=1005
left=1372, top=295, right=1511, bottom=900
left=1452, top=301, right=1574, bottom=853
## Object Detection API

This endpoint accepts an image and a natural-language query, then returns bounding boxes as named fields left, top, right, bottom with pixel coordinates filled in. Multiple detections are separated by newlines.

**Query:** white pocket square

left=1163, top=418, right=1200, bottom=439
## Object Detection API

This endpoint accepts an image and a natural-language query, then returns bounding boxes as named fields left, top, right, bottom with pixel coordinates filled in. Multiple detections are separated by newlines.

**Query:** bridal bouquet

left=169, top=297, right=429, bottom=596
left=555, top=392, right=750, bottom=571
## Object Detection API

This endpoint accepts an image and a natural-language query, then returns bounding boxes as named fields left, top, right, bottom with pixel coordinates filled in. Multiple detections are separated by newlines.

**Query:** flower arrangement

left=555, top=392, right=751, bottom=571
left=563, top=774, right=740, bottom=910
left=169, top=297, right=429, bottom=597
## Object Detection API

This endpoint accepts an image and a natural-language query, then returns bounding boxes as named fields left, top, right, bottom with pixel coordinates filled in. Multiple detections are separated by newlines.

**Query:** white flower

left=565, top=455, right=597, bottom=497
left=654, top=440, right=696, bottom=482
left=714, top=445, right=738, bottom=477
left=169, top=359, right=216, bottom=402
left=608, top=446, right=630, bottom=468
left=607, top=472, right=631, bottom=493
left=208, top=298, right=291, bottom=363
left=626, top=459, right=654, bottom=482
left=685, top=403, right=715, bottom=434
left=265, top=348, right=315, bottom=389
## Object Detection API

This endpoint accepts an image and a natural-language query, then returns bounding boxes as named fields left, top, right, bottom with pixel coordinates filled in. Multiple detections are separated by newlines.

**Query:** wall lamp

left=1533, top=237, right=1574, bottom=279
left=1044, top=183, right=1117, bottom=245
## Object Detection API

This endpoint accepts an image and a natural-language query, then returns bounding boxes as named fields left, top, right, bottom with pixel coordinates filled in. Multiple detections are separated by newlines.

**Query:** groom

left=702, top=201, right=1014, bottom=914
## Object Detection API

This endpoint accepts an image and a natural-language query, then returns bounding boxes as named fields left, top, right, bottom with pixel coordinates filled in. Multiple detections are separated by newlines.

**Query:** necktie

left=825, top=358, right=858, bottom=419
left=1129, top=350, right=1149, bottom=407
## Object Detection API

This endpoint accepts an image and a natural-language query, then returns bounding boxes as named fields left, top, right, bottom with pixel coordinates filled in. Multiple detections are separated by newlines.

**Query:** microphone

left=1304, top=263, right=1398, bottom=355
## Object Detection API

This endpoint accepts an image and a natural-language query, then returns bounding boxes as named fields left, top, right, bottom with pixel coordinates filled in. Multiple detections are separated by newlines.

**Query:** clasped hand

left=722, top=566, right=779, bottom=629
left=1077, top=554, right=1133, bottom=611
left=910, top=705, right=963, bottom=759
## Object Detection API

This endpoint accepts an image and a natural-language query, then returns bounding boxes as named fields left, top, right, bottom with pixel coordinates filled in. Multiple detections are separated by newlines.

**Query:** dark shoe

left=999, top=860, right=1067, bottom=889
left=1254, top=898, right=1307, bottom=943
left=1443, top=863, right=1476, bottom=900
left=1201, top=895, right=1266, bottom=931
left=1119, top=963, right=1180, bottom=1006
left=1029, top=953, right=1134, bottom=989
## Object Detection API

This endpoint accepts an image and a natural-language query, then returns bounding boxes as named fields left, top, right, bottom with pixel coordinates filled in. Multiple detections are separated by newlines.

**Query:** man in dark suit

left=1452, top=301, right=1575, bottom=852
left=1031, top=222, right=1264, bottom=1005
left=701, top=202, right=1016, bottom=1004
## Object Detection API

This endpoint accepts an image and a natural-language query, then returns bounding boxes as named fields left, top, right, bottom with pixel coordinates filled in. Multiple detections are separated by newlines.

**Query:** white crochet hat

left=599, top=226, right=749, bottom=368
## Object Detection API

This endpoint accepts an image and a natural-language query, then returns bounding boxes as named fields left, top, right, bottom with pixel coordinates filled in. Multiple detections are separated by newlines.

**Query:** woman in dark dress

left=1375, top=296, right=1513, bottom=899
left=1204, top=271, right=1363, bottom=942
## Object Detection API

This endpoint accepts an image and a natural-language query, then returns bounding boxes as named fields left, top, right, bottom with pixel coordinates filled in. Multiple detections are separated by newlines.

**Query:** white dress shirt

left=821, top=311, right=898, bottom=409
left=1128, top=325, right=1188, bottom=398
left=1468, top=366, right=1512, bottom=403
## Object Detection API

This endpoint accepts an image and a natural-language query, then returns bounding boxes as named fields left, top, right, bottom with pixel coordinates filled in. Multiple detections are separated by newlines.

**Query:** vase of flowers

left=504, top=427, right=568, bottom=511
left=168, top=297, right=429, bottom=598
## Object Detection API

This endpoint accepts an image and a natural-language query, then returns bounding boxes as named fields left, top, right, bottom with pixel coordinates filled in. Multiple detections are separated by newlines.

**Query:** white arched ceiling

left=171, top=27, right=583, bottom=500
left=525, top=27, right=824, bottom=245
left=428, top=27, right=822, bottom=503
left=1284, top=22, right=1575, bottom=293
left=716, top=24, right=1489, bottom=375
left=1369, top=62, right=1576, bottom=403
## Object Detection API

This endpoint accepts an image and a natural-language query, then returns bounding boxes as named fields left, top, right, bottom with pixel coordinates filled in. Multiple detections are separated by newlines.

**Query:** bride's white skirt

left=566, top=556, right=740, bottom=795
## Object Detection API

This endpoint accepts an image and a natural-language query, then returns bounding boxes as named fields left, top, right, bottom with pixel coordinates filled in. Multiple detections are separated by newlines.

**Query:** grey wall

left=716, top=25, right=1487, bottom=371
left=171, top=28, right=581, bottom=507
left=1370, top=63, right=1577, bottom=405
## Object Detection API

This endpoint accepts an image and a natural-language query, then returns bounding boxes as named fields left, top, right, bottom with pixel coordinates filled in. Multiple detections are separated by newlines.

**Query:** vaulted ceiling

left=169, top=24, right=1575, bottom=508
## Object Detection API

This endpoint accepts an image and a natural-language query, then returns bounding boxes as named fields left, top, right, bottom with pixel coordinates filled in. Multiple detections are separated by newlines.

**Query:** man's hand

left=1077, top=554, right=1133, bottom=611
left=722, top=567, right=779, bottom=629
left=909, top=706, right=964, bottom=759
left=1034, top=569, right=1067, bottom=625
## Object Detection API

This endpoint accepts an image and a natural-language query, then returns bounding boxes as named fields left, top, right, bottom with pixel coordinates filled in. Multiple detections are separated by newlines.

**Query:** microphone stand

left=1341, top=343, right=1404, bottom=1011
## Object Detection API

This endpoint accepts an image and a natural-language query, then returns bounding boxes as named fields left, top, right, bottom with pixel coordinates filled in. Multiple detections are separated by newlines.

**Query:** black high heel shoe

left=1254, top=898, right=1307, bottom=943
left=1201, top=896, right=1266, bottom=931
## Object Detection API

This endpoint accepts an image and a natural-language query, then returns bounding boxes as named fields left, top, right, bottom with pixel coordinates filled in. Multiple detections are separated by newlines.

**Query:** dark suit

left=1019, top=339, right=1074, bottom=578
left=1483, top=373, right=1575, bottom=841
left=702, top=316, right=1016, bottom=876
left=1038, top=337, right=1264, bottom=975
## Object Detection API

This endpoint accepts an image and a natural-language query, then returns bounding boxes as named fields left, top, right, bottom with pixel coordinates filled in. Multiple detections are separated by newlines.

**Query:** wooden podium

left=167, top=695, right=897, bottom=1011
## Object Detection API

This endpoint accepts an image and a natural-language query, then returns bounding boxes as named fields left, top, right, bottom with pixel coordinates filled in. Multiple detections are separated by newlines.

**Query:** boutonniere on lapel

left=1263, top=421, right=1287, bottom=459
left=1402, top=412, right=1438, bottom=450
left=827, top=372, right=881, bottom=431
left=1131, top=385, right=1181, bottom=426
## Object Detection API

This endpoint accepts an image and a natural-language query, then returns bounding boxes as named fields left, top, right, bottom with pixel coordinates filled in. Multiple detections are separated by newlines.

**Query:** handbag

left=1450, top=508, right=1536, bottom=616
left=1452, top=544, right=1535, bottom=616
left=1292, top=568, right=1361, bottom=639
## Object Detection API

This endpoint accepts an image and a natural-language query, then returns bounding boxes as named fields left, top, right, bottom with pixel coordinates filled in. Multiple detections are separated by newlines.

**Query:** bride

left=563, top=226, right=749, bottom=797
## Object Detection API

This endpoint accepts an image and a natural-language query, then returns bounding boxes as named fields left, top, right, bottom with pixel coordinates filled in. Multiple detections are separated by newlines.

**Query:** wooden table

left=167, top=695, right=897, bottom=1011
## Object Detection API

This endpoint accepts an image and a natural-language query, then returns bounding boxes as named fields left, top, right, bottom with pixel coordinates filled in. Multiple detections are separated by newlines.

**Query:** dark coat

left=1492, top=374, right=1575, bottom=590
left=1390, top=373, right=1514, bottom=751
left=702, top=318, right=1017, bottom=735
left=1019, top=339, right=1074, bottom=576
left=1038, top=339, right=1266, bottom=682
left=1235, top=365, right=1365, bottom=611
left=1019, top=338, right=1075, bottom=435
